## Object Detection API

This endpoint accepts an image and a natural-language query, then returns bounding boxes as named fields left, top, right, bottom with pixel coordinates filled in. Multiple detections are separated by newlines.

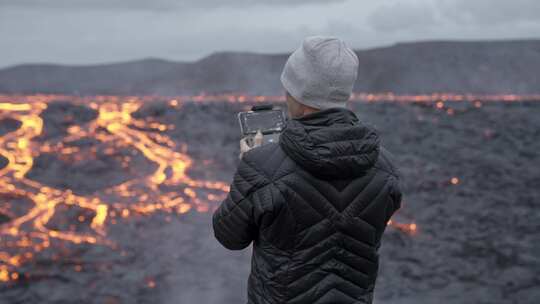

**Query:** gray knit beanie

left=280, top=36, right=359, bottom=110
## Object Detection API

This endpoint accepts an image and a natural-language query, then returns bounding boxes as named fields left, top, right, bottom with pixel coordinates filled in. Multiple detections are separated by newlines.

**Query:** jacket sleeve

left=212, top=156, right=270, bottom=250
left=389, top=174, right=403, bottom=213
left=380, top=146, right=403, bottom=214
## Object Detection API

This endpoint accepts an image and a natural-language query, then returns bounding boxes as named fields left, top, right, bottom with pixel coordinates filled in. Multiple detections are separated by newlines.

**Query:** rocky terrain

left=1, top=40, right=540, bottom=95
left=0, top=97, right=538, bottom=303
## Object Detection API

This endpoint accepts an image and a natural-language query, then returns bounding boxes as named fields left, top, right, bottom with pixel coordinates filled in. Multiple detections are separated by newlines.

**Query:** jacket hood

left=279, top=107, right=380, bottom=179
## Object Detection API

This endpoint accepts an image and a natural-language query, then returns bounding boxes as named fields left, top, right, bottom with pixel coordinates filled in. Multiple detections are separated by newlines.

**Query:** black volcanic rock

left=37, top=102, right=98, bottom=140
left=1, top=40, right=539, bottom=95
left=0, top=118, right=22, bottom=136
left=45, top=203, right=96, bottom=234
left=26, top=142, right=157, bottom=195
left=0, top=100, right=539, bottom=303
left=0, top=194, right=34, bottom=224
left=0, top=154, right=7, bottom=170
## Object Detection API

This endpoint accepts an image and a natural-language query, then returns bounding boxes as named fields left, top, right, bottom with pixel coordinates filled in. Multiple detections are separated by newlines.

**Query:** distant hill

left=1, top=40, right=539, bottom=95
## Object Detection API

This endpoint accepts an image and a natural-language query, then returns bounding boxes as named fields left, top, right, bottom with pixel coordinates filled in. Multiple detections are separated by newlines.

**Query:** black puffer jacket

left=213, top=107, right=402, bottom=304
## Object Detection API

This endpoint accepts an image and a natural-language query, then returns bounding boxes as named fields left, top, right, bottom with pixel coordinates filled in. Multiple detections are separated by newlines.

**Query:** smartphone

left=238, top=106, right=286, bottom=145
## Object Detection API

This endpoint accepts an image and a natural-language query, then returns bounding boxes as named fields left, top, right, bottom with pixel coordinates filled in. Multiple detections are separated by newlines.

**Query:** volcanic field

left=0, top=95, right=538, bottom=304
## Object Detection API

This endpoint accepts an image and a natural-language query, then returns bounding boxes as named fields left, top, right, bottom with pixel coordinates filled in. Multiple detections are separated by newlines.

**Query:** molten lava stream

left=0, top=94, right=417, bottom=283
left=0, top=96, right=230, bottom=282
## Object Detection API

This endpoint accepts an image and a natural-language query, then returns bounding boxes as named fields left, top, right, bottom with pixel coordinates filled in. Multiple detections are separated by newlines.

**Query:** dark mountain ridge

left=1, top=39, right=539, bottom=95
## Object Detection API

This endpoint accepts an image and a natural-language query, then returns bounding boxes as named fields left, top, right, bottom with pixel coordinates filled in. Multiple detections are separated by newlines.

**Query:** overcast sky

left=1, top=0, right=539, bottom=68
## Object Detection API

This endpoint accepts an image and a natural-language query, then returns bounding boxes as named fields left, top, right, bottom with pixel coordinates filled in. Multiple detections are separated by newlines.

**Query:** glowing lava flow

left=0, top=96, right=231, bottom=282
left=0, top=94, right=422, bottom=283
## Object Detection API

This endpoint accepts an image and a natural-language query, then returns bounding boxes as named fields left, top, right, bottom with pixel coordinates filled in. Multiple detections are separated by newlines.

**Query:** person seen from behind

left=213, top=36, right=403, bottom=304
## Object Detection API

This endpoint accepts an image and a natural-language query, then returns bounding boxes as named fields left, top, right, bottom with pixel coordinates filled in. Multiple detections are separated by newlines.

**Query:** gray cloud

left=368, top=1, right=438, bottom=32
left=439, top=0, right=540, bottom=25
left=366, top=0, right=540, bottom=32
left=0, top=0, right=346, bottom=11
left=0, top=0, right=539, bottom=68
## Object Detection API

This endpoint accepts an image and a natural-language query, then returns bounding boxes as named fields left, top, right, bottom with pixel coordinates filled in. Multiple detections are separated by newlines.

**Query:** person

left=212, top=36, right=402, bottom=304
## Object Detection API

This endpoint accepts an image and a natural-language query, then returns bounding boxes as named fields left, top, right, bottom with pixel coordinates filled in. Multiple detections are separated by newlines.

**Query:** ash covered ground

left=0, top=99, right=539, bottom=304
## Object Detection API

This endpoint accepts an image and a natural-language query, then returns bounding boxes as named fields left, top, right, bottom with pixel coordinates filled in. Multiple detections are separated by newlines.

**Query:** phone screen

left=239, top=109, right=286, bottom=135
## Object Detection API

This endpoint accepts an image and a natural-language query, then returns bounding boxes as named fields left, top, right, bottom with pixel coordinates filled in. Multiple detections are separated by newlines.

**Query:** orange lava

left=0, top=95, right=231, bottom=281
left=0, top=93, right=460, bottom=282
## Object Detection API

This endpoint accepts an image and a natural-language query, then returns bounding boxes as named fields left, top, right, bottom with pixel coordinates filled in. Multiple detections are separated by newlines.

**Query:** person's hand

left=239, top=130, right=263, bottom=159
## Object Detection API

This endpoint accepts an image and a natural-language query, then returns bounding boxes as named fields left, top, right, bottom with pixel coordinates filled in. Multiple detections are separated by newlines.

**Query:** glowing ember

left=0, top=269, right=9, bottom=282
left=451, top=177, right=460, bottom=185
left=388, top=220, right=417, bottom=234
